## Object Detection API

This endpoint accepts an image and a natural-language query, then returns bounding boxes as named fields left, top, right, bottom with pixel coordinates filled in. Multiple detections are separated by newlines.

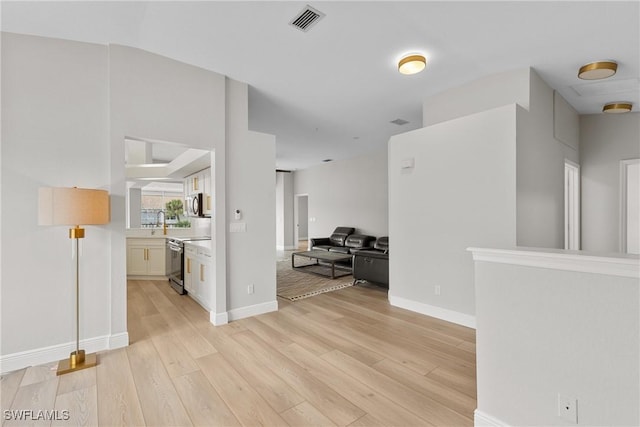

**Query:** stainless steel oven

left=167, top=238, right=184, bottom=294
left=167, top=236, right=211, bottom=295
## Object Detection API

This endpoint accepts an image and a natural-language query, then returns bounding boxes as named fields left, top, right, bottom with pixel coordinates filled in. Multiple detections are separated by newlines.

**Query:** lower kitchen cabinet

left=184, top=242, right=213, bottom=310
left=184, top=246, right=196, bottom=294
left=126, top=238, right=166, bottom=277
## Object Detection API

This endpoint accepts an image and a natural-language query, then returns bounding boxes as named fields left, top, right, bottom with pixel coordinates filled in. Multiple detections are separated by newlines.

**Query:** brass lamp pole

left=38, top=187, right=110, bottom=375
left=59, top=224, right=95, bottom=374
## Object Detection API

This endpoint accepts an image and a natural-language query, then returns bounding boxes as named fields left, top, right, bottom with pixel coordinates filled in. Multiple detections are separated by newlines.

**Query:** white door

left=564, top=160, right=580, bottom=250
left=621, top=159, right=640, bottom=254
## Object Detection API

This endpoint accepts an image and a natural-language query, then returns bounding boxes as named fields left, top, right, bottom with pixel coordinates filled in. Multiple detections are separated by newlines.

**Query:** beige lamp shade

left=38, top=187, right=110, bottom=226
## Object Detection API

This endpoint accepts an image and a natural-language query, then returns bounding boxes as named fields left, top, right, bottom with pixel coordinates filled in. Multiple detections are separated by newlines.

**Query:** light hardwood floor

left=1, top=279, right=476, bottom=426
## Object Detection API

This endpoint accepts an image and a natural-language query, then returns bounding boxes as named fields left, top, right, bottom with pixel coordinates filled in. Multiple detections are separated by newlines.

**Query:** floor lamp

left=38, top=187, right=110, bottom=375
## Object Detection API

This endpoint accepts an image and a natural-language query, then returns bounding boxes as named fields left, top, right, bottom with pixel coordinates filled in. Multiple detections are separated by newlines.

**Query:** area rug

left=277, top=258, right=353, bottom=301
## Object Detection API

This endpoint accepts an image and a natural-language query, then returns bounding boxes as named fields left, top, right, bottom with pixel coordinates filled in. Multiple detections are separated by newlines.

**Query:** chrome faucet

left=156, top=210, right=167, bottom=235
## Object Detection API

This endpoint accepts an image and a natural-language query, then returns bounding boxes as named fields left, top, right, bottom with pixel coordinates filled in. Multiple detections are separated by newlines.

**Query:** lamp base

left=56, top=350, right=97, bottom=376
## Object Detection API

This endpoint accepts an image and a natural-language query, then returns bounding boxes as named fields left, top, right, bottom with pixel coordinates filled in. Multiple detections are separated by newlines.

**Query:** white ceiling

left=3, top=1, right=639, bottom=170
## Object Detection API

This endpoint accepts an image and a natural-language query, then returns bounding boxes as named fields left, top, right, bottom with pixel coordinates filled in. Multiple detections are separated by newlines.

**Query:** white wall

left=553, top=91, right=580, bottom=149
left=390, top=68, right=578, bottom=326
left=275, top=171, right=295, bottom=250
left=388, top=105, right=518, bottom=325
left=1, top=33, right=111, bottom=357
left=472, top=249, right=639, bottom=426
left=283, top=172, right=294, bottom=247
left=423, top=68, right=530, bottom=127
left=297, top=195, right=308, bottom=240
left=225, top=78, right=277, bottom=319
left=109, top=44, right=226, bottom=148
left=581, top=113, right=640, bottom=252
left=516, top=71, right=579, bottom=249
left=127, top=186, right=142, bottom=228
left=1, top=33, right=276, bottom=370
left=424, top=68, right=577, bottom=250
left=109, top=43, right=227, bottom=336
left=293, top=149, right=388, bottom=239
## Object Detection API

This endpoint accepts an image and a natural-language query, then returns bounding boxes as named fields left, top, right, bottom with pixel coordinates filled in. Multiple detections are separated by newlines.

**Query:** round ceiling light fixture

left=578, top=60, right=618, bottom=80
left=398, top=54, right=426, bottom=75
left=602, top=102, right=633, bottom=114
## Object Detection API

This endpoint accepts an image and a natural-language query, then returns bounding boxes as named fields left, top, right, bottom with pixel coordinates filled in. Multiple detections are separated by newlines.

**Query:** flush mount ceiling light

left=602, top=102, right=633, bottom=113
left=398, top=54, right=426, bottom=75
left=578, top=60, right=618, bottom=80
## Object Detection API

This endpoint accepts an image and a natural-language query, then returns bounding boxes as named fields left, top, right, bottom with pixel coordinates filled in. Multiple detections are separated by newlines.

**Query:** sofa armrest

left=310, top=237, right=330, bottom=248
left=354, top=250, right=389, bottom=260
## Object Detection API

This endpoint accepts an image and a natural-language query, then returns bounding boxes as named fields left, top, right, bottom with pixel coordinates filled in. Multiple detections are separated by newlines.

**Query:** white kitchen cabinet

left=126, top=238, right=166, bottom=277
left=186, top=173, right=199, bottom=194
left=184, top=246, right=197, bottom=294
left=185, top=169, right=207, bottom=194
left=184, top=242, right=213, bottom=310
left=196, top=248, right=213, bottom=306
left=184, top=168, right=213, bottom=216
left=203, top=171, right=212, bottom=216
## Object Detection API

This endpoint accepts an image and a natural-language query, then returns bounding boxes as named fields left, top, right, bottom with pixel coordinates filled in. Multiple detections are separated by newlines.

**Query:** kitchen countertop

left=184, top=240, right=212, bottom=251
left=126, top=228, right=200, bottom=239
left=185, top=240, right=212, bottom=250
left=126, top=235, right=171, bottom=239
left=126, top=230, right=211, bottom=241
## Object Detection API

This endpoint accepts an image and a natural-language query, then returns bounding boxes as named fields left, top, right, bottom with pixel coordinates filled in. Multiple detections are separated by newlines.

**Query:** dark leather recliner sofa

left=329, top=234, right=376, bottom=254
left=352, top=236, right=389, bottom=287
left=310, top=226, right=355, bottom=251
left=310, top=227, right=376, bottom=254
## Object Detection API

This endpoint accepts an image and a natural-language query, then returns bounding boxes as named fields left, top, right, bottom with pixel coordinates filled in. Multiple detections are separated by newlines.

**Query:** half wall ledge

left=469, top=246, right=639, bottom=426
left=467, top=246, right=639, bottom=278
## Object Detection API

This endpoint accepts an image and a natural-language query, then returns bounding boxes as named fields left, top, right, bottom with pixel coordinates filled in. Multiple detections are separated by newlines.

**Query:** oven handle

left=168, top=242, right=183, bottom=252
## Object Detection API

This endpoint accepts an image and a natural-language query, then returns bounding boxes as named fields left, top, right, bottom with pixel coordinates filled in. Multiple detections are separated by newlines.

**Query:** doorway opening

left=294, top=194, right=309, bottom=250
left=124, top=137, right=217, bottom=343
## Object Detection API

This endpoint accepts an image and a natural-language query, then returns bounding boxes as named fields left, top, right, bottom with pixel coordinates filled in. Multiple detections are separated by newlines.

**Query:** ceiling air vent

left=390, top=118, right=410, bottom=126
left=289, top=5, right=325, bottom=32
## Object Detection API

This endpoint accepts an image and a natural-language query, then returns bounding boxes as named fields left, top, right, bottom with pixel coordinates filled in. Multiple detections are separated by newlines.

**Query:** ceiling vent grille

left=289, top=5, right=325, bottom=32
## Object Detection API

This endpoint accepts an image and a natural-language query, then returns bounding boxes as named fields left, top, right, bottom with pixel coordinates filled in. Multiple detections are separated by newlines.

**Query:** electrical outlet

left=557, top=394, right=578, bottom=424
left=434, top=285, right=441, bottom=296
left=247, top=284, right=254, bottom=295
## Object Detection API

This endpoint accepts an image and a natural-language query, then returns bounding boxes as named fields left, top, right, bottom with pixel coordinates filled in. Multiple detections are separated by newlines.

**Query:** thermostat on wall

left=401, top=158, right=415, bottom=169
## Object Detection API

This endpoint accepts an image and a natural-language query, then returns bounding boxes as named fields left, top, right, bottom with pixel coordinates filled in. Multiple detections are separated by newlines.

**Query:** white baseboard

left=474, top=410, right=509, bottom=426
left=227, top=300, right=278, bottom=322
left=0, top=333, right=124, bottom=374
left=388, top=294, right=476, bottom=329
left=276, top=245, right=297, bottom=250
left=109, top=332, right=129, bottom=349
left=210, top=311, right=229, bottom=326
